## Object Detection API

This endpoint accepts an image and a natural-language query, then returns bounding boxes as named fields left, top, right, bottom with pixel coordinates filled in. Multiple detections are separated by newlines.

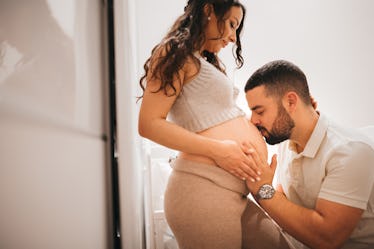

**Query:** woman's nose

left=229, top=32, right=236, bottom=43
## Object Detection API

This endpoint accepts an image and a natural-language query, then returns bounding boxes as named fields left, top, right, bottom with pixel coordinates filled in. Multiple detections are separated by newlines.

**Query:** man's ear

left=282, top=91, right=298, bottom=112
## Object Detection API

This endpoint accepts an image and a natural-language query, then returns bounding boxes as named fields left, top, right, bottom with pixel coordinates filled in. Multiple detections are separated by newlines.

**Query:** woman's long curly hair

left=138, top=0, right=246, bottom=99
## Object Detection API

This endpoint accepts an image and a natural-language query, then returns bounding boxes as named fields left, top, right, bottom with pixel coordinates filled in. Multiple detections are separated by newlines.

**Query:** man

left=244, top=60, right=374, bottom=249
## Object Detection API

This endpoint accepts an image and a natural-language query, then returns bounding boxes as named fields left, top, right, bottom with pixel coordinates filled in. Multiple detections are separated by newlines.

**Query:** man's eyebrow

left=251, top=105, right=262, bottom=111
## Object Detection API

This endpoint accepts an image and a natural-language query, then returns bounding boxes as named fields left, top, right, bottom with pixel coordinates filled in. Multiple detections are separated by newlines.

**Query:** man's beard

left=257, top=105, right=295, bottom=145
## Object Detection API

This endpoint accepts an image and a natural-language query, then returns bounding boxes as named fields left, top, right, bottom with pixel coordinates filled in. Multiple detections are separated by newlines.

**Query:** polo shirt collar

left=289, top=113, right=328, bottom=158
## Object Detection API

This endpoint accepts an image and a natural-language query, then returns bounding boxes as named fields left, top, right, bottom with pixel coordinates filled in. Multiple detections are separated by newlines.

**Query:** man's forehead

left=246, top=86, right=275, bottom=109
left=245, top=86, right=267, bottom=101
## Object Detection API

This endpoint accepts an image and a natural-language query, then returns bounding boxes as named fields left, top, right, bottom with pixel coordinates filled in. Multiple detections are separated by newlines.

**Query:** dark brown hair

left=138, top=0, right=246, bottom=99
left=245, top=60, right=312, bottom=106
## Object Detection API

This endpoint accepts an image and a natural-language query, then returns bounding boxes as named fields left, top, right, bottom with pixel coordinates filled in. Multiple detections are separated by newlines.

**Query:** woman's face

left=202, top=6, right=243, bottom=54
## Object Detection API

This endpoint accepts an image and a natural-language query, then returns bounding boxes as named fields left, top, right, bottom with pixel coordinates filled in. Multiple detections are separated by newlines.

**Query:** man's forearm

left=258, top=192, right=341, bottom=249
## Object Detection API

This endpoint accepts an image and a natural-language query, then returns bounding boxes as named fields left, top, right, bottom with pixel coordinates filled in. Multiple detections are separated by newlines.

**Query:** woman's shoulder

left=182, top=55, right=201, bottom=83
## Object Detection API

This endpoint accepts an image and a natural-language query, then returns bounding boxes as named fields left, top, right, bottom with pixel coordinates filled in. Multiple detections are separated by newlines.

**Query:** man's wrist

left=255, top=183, right=276, bottom=201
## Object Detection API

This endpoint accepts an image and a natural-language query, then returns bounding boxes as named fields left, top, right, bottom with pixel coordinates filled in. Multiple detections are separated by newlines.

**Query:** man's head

left=244, top=60, right=313, bottom=145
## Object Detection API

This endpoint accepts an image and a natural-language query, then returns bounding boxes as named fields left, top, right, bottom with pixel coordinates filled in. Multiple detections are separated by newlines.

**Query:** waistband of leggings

left=170, top=157, right=249, bottom=196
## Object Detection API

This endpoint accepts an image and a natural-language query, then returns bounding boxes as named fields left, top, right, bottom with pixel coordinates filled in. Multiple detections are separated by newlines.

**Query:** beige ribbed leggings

left=164, top=158, right=291, bottom=249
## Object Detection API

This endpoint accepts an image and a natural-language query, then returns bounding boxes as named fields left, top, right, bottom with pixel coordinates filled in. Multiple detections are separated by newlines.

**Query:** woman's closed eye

left=230, top=21, right=238, bottom=30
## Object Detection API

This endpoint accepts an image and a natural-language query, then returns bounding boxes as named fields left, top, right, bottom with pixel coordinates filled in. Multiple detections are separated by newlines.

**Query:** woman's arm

left=138, top=60, right=261, bottom=181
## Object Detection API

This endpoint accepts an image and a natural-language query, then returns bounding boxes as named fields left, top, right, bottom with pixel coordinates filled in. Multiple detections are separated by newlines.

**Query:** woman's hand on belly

left=211, top=139, right=262, bottom=182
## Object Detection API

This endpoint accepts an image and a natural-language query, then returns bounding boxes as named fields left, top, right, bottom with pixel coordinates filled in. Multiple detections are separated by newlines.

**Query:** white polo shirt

left=276, top=114, right=374, bottom=249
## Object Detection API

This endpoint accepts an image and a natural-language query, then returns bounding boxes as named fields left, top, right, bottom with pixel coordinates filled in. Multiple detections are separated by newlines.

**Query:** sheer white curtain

left=114, top=0, right=145, bottom=248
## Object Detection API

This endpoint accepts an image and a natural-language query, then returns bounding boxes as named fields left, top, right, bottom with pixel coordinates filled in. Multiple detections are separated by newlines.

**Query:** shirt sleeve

left=319, top=141, right=374, bottom=210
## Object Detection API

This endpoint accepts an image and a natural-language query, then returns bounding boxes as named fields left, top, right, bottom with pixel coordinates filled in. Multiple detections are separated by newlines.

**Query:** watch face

left=258, top=184, right=275, bottom=199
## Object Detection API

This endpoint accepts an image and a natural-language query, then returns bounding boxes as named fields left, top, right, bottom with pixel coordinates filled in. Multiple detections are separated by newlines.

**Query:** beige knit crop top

left=168, top=55, right=245, bottom=132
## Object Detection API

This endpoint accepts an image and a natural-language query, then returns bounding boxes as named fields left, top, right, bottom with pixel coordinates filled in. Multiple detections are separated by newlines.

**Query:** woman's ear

left=203, top=3, right=213, bottom=17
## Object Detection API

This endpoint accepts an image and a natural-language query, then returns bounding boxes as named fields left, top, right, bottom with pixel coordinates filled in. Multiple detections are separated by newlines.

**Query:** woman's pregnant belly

left=179, top=116, right=267, bottom=165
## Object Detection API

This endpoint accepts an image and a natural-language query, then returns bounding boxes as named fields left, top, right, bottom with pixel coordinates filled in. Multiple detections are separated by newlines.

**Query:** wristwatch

left=255, top=184, right=276, bottom=200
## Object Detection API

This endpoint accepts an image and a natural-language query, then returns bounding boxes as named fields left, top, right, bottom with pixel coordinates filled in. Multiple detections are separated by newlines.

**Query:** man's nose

left=250, top=115, right=259, bottom=125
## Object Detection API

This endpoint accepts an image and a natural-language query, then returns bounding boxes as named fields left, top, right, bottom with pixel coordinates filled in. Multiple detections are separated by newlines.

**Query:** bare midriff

left=179, top=116, right=268, bottom=165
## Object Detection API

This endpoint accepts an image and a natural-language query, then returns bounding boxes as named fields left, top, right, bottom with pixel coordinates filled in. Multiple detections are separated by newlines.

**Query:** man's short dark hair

left=244, top=60, right=311, bottom=106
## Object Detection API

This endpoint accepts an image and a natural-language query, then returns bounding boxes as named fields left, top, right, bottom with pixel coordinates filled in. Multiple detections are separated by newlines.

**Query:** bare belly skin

left=179, top=116, right=267, bottom=165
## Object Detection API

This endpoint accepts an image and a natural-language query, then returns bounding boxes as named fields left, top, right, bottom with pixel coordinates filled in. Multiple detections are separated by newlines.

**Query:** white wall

left=136, top=0, right=374, bottom=128
left=234, top=0, right=374, bottom=128
left=0, top=1, right=111, bottom=248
